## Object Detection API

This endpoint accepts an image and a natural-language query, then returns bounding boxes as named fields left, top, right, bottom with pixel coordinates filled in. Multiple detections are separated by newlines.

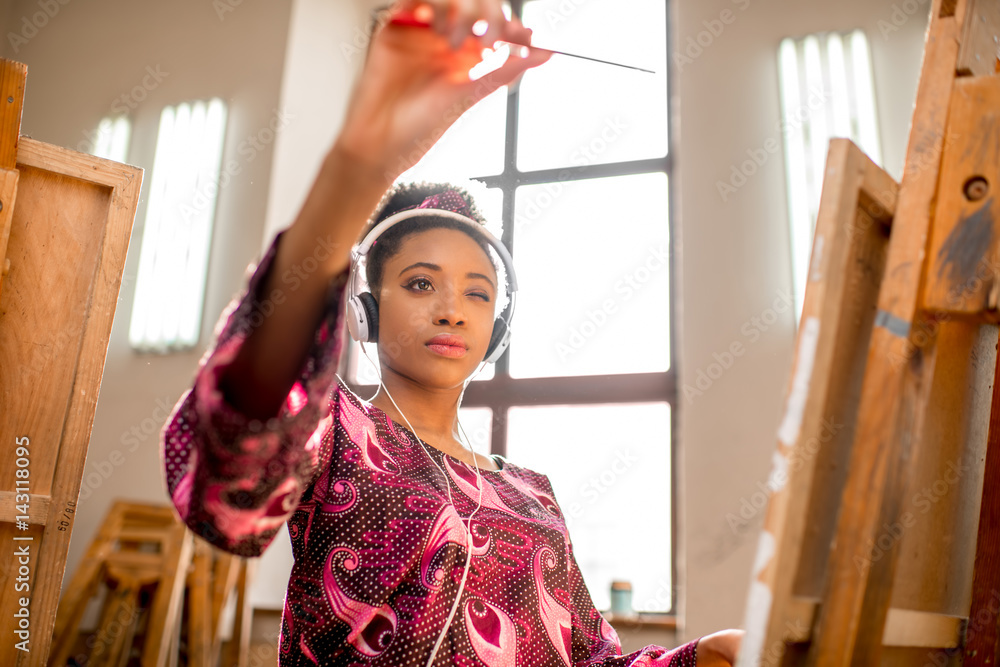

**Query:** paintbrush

left=388, top=14, right=656, bottom=74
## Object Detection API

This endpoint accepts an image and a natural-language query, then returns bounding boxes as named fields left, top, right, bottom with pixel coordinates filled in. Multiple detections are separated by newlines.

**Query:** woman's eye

left=469, top=291, right=491, bottom=302
left=407, top=278, right=433, bottom=291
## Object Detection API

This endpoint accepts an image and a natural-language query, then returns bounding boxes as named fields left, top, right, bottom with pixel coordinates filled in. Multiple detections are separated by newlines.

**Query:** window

left=129, top=98, right=228, bottom=352
left=778, top=30, right=882, bottom=319
left=345, top=0, right=674, bottom=615
left=89, top=116, right=131, bottom=163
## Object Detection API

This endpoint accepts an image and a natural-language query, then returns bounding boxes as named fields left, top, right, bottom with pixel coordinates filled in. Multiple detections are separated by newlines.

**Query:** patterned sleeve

left=565, top=530, right=700, bottom=666
left=160, top=229, right=350, bottom=557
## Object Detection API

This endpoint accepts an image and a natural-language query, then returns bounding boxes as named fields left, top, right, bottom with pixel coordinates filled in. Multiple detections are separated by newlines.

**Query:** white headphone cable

left=358, top=342, right=485, bottom=667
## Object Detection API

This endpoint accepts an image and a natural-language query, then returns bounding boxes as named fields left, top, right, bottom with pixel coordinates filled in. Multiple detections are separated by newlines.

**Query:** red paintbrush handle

left=387, top=13, right=432, bottom=28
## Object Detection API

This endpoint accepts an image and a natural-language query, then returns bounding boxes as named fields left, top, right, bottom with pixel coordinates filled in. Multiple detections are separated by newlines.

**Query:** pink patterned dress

left=161, top=231, right=699, bottom=666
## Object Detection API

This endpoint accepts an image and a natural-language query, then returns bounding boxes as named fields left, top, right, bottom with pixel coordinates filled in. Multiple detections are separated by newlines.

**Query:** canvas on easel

left=0, top=58, right=143, bottom=666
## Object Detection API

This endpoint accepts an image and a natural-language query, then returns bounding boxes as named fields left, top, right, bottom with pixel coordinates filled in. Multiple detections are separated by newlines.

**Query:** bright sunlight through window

left=129, top=98, right=227, bottom=352
left=779, top=30, right=882, bottom=320
left=90, top=116, right=131, bottom=163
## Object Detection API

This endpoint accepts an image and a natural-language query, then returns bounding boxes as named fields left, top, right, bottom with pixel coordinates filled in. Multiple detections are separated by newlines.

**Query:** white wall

left=260, top=0, right=378, bottom=250
left=1, top=0, right=930, bottom=656
left=2, top=0, right=294, bottom=603
left=1, top=1, right=16, bottom=59
left=673, top=0, right=927, bottom=643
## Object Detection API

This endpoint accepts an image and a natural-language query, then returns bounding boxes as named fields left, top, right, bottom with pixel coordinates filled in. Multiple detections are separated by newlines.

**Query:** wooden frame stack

left=738, top=1, right=1000, bottom=664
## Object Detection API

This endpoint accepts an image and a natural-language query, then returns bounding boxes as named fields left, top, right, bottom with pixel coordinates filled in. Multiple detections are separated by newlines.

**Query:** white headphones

left=346, top=207, right=518, bottom=364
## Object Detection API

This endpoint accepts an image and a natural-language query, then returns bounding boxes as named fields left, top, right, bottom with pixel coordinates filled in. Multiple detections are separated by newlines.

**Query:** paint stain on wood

left=937, top=197, right=994, bottom=292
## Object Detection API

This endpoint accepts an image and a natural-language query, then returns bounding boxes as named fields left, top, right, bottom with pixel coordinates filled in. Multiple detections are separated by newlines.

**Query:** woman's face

left=376, top=227, right=499, bottom=390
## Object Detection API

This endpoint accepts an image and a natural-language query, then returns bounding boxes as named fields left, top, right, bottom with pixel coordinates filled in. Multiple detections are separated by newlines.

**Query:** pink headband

left=403, top=190, right=475, bottom=218
left=369, top=190, right=477, bottom=251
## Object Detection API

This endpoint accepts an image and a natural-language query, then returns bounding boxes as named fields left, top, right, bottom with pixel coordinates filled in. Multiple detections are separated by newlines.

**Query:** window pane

left=517, top=0, right=667, bottom=171
left=91, top=116, right=131, bottom=163
left=129, top=99, right=227, bottom=352
left=397, top=86, right=508, bottom=182
left=506, top=403, right=672, bottom=612
left=509, top=173, right=670, bottom=378
left=778, top=31, right=882, bottom=319
left=458, top=407, right=493, bottom=457
left=347, top=341, right=383, bottom=386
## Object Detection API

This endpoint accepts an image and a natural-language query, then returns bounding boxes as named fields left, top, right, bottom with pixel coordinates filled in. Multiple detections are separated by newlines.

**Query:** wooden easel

left=48, top=501, right=193, bottom=666
left=0, top=59, right=142, bottom=665
left=738, top=1, right=1000, bottom=665
left=47, top=500, right=257, bottom=667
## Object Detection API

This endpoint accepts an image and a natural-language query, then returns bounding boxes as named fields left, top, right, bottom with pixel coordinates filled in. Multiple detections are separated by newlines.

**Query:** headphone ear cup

left=347, top=292, right=379, bottom=343
left=484, top=317, right=511, bottom=364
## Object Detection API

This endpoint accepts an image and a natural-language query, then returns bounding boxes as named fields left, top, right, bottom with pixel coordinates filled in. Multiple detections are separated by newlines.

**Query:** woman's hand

left=696, top=629, right=745, bottom=666
left=334, top=0, right=550, bottom=181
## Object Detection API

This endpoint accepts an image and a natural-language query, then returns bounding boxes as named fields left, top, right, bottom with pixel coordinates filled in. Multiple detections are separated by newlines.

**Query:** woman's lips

left=426, top=343, right=467, bottom=358
left=426, top=335, right=467, bottom=358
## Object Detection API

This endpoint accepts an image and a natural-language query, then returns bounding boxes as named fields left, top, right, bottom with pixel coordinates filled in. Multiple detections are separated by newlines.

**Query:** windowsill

left=603, top=612, right=678, bottom=631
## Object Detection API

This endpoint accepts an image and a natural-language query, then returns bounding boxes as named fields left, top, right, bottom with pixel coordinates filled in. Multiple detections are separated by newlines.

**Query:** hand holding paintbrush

left=334, top=0, right=550, bottom=181
left=389, top=4, right=656, bottom=74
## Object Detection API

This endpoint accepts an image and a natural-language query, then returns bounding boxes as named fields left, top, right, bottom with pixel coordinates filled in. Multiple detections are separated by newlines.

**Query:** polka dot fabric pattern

left=161, top=231, right=700, bottom=665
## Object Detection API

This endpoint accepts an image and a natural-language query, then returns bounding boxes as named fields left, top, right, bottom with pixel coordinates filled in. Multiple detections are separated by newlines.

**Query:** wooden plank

left=88, top=572, right=141, bottom=667
left=791, top=149, right=895, bottom=598
left=117, top=526, right=173, bottom=545
left=48, top=503, right=123, bottom=667
left=0, top=60, right=26, bottom=170
left=876, top=1, right=962, bottom=323
left=141, top=524, right=193, bottom=666
left=223, top=558, right=257, bottom=667
left=922, top=76, right=1000, bottom=318
left=782, top=599, right=964, bottom=648
left=884, top=609, right=965, bottom=648
left=956, top=0, right=1000, bottom=76
left=965, top=326, right=1000, bottom=665
left=953, top=0, right=970, bottom=25
left=0, top=169, right=19, bottom=299
left=887, top=320, right=995, bottom=616
left=210, top=550, right=242, bottom=660
left=807, top=3, right=963, bottom=663
left=105, top=551, right=167, bottom=570
left=0, top=492, right=49, bottom=525
left=736, top=139, right=895, bottom=667
left=187, top=540, right=214, bottom=667
left=0, top=61, right=22, bottom=310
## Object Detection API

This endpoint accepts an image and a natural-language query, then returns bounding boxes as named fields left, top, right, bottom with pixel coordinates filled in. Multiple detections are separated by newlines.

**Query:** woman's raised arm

left=219, top=1, right=549, bottom=421
left=162, top=0, right=549, bottom=556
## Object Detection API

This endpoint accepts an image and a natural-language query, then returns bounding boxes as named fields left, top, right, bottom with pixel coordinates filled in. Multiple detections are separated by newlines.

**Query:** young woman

left=161, top=1, right=743, bottom=664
